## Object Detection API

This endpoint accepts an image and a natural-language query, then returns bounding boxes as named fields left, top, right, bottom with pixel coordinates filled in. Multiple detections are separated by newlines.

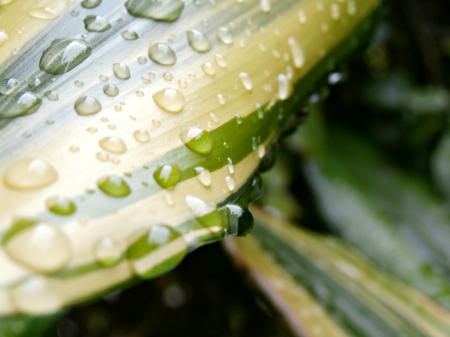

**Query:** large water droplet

left=0, top=78, right=19, bottom=95
left=3, top=219, right=71, bottom=273
left=74, top=96, right=102, bottom=115
left=28, top=7, right=58, bottom=20
left=186, top=30, right=211, bottom=53
left=153, top=164, right=181, bottom=188
left=0, top=91, right=42, bottom=118
left=46, top=196, right=76, bottom=216
left=103, top=84, right=119, bottom=97
left=127, top=225, right=187, bottom=279
left=39, top=38, right=92, bottom=75
left=226, top=204, right=254, bottom=236
left=216, top=26, right=233, bottom=45
left=239, top=72, right=253, bottom=91
left=180, top=127, right=213, bottom=155
left=113, top=62, right=130, bottom=79
left=98, top=175, right=131, bottom=197
left=81, top=0, right=102, bottom=8
left=99, top=136, right=127, bottom=153
left=194, top=167, right=212, bottom=187
left=94, top=237, right=123, bottom=266
left=288, top=37, right=305, bottom=69
left=84, top=15, right=111, bottom=32
left=4, top=158, right=57, bottom=190
left=125, top=0, right=184, bottom=21
left=152, top=88, right=185, bottom=114
left=148, top=43, right=176, bottom=66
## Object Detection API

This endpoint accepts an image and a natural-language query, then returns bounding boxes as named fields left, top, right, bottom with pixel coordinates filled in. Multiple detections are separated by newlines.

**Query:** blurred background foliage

left=56, top=0, right=450, bottom=336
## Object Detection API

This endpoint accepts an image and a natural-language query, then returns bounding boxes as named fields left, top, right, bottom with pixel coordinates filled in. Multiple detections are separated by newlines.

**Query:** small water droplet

left=94, top=237, right=123, bottom=266
left=39, top=38, right=92, bottom=75
left=27, top=77, right=41, bottom=88
left=152, top=119, right=161, bottom=127
left=153, top=164, right=181, bottom=188
left=136, top=90, right=145, bottom=97
left=194, top=167, right=212, bottom=187
left=69, top=145, right=79, bottom=153
left=98, top=175, right=131, bottom=197
left=298, top=9, right=307, bottom=23
left=84, top=15, right=111, bottom=32
left=141, top=76, right=151, bottom=83
left=0, top=30, right=8, bottom=46
left=28, top=7, right=58, bottom=20
left=125, top=0, right=184, bottom=21
left=214, top=54, right=227, bottom=68
left=99, top=74, right=108, bottom=81
left=186, top=29, right=211, bottom=53
left=103, top=84, right=119, bottom=97
left=180, top=127, right=213, bottom=155
left=149, top=72, right=156, bottom=79
left=81, top=0, right=102, bottom=8
left=121, top=30, right=139, bottom=40
left=3, top=158, right=57, bottom=190
left=178, top=79, right=188, bottom=88
left=217, top=94, right=226, bottom=105
left=99, top=136, right=127, bottom=153
left=138, top=56, right=148, bottom=65
left=260, top=0, right=270, bottom=13
left=216, top=27, right=233, bottom=45
left=227, top=158, right=235, bottom=174
left=163, top=72, right=173, bottom=81
left=202, top=63, right=216, bottom=76
left=3, top=219, right=71, bottom=272
left=96, top=151, right=110, bottom=162
left=277, top=73, right=292, bottom=100
left=165, top=193, right=175, bottom=206
left=0, top=78, right=19, bottom=95
left=239, top=72, right=253, bottom=91
left=225, top=176, right=235, bottom=191
left=74, top=80, right=84, bottom=87
left=257, top=144, right=265, bottom=158
left=87, top=126, right=98, bottom=133
left=235, top=114, right=243, bottom=124
left=47, top=196, right=76, bottom=215
left=44, top=90, right=59, bottom=101
left=148, top=43, right=176, bottom=66
left=133, top=129, right=150, bottom=143
left=113, top=63, right=130, bottom=80
left=152, top=88, right=185, bottom=114
left=74, top=96, right=102, bottom=115
left=71, top=9, right=79, bottom=16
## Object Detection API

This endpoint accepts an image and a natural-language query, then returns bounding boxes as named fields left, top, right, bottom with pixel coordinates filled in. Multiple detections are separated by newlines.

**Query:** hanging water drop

left=226, top=204, right=254, bottom=236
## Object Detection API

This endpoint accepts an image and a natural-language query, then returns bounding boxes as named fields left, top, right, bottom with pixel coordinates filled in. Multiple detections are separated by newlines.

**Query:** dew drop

left=133, top=129, right=150, bottom=143
left=149, top=72, right=156, bottom=79
left=44, top=91, right=59, bottom=101
left=331, top=3, right=340, bottom=20
left=0, top=92, right=42, bottom=119
left=0, top=30, right=8, bottom=46
left=216, top=27, right=233, bottom=45
left=153, top=164, right=181, bottom=188
left=136, top=90, right=145, bottom=97
left=217, top=94, right=226, bottom=105
left=28, top=7, right=58, bottom=20
left=84, top=15, right=111, bottom=32
left=138, top=56, right=148, bottom=64
left=127, top=225, right=187, bottom=279
left=99, top=74, right=108, bottom=81
left=74, top=96, right=102, bottom=115
left=113, top=62, right=131, bottom=80
left=148, top=43, right=177, bottom=66
left=103, top=84, right=119, bottom=97
left=239, top=72, right=253, bottom=91
left=202, top=63, right=216, bottom=76
left=298, top=9, right=307, bottom=23
left=257, top=144, right=266, bottom=158
left=99, top=136, right=127, bottom=153
left=125, top=0, right=184, bottom=22
left=3, top=158, right=57, bottom=190
left=98, top=175, right=131, bottom=197
left=288, top=37, right=305, bottom=69
left=81, top=0, right=102, bottom=8
left=163, top=72, right=173, bottom=81
left=94, top=237, right=123, bottom=266
left=3, top=219, right=71, bottom=272
left=152, top=88, right=185, bottom=114
left=141, top=76, right=151, bottom=83
left=96, top=151, right=110, bottom=162
left=260, top=0, right=270, bottom=13
left=47, top=196, right=76, bottom=216
left=69, top=145, right=80, bottom=153
left=214, top=54, right=227, bottom=68
left=180, top=127, right=213, bottom=155
left=178, top=79, right=188, bottom=88
left=210, top=112, right=219, bottom=123
left=194, top=167, right=212, bottom=187
left=0, top=78, right=19, bottom=95
left=186, top=29, right=211, bottom=53
left=87, top=126, right=98, bottom=133
left=152, top=119, right=161, bottom=127
left=226, top=204, right=254, bottom=236
left=277, top=73, right=292, bottom=100
left=121, top=30, right=139, bottom=40
left=39, top=38, right=92, bottom=75
left=225, top=176, right=235, bottom=191
left=165, top=193, right=175, bottom=206
left=74, top=80, right=84, bottom=87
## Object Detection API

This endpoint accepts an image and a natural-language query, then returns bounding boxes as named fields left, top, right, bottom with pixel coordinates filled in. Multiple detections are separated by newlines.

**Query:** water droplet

left=0, top=30, right=8, bottom=46
left=260, top=0, right=270, bottom=13
left=127, top=225, right=187, bottom=279
left=163, top=72, right=173, bottom=81
left=152, top=119, right=161, bottom=127
left=69, top=145, right=80, bottom=153
left=136, top=90, right=145, bottom=97
left=138, top=56, right=148, bottom=64
left=47, top=196, right=76, bottom=216
left=180, top=127, right=213, bottom=155
left=98, top=175, right=131, bottom=197
left=99, top=136, right=127, bottom=154
left=214, top=54, right=227, bottom=68
left=186, top=29, right=211, bottom=53
left=87, top=126, right=98, bottom=133
left=0, top=91, right=42, bottom=119
left=225, top=176, right=235, bottom=191
left=3, top=158, right=57, bottom=190
left=235, top=114, right=242, bottom=124
left=74, top=80, right=84, bottom=87
left=113, top=63, right=130, bottom=80
left=96, top=151, right=110, bottom=162
left=152, top=88, right=185, bottom=114
left=288, top=37, right=305, bottom=69
left=74, top=96, right=102, bottom=115
left=39, top=38, right=92, bottom=75
left=216, top=27, right=233, bottom=45
left=298, top=9, right=307, bottom=23
left=165, top=193, right=175, bottom=206
left=226, top=204, right=253, bottom=236
left=84, top=15, right=111, bottom=32
left=121, top=29, right=139, bottom=40
left=141, top=76, right=151, bottom=83
left=347, top=0, right=356, bottom=15
left=71, top=9, right=79, bottom=16
left=148, top=43, right=176, bottom=66
left=239, top=72, right=253, bottom=91
left=133, top=129, right=150, bottom=143
left=81, top=0, right=102, bottom=8
left=0, top=78, right=19, bottom=95
left=194, top=167, right=211, bottom=187
left=202, top=63, right=216, bottom=76
left=178, top=79, right=188, bottom=88
left=277, top=73, right=292, bottom=100
left=44, top=90, right=59, bottom=101
left=201, top=18, right=210, bottom=27
left=330, top=3, right=340, bottom=20
left=149, top=72, right=156, bottom=79
left=103, top=84, right=119, bottom=97
left=11, top=276, right=62, bottom=314
left=99, top=74, right=108, bottom=81
left=125, top=0, right=184, bottom=21
left=153, top=164, right=181, bottom=188
left=3, top=219, right=71, bottom=272
left=210, top=112, right=219, bottom=123
left=94, top=237, right=123, bottom=266
left=28, top=7, right=58, bottom=20
left=257, top=144, right=266, bottom=158
left=217, top=94, right=226, bottom=105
